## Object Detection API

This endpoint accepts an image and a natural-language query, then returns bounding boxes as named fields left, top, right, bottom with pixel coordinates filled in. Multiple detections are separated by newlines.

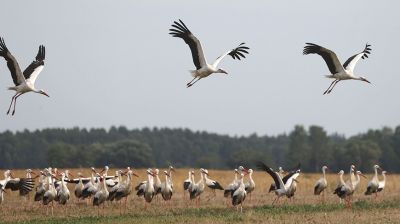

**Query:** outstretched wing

left=212, top=43, right=250, bottom=67
left=23, top=45, right=45, bottom=84
left=303, top=43, right=344, bottom=74
left=0, top=37, right=25, bottom=85
left=256, top=162, right=282, bottom=189
left=169, top=19, right=207, bottom=70
left=342, top=43, right=371, bottom=73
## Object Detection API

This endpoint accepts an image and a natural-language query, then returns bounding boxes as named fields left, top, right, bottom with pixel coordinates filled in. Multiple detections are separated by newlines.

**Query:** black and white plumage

left=183, top=170, right=193, bottom=191
left=232, top=173, right=246, bottom=213
left=93, top=175, right=109, bottom=207
left=244, top=169, right=255, bottom=201
left=303, top=43, right=371, bottom=94
left=160, top=171, right=173, bottom=201
left=189, top=169, right=207, bottom=204
left=203, top=169, right=224, bottom=193
left=224, top=169, right=239, bottom=198
left=169, top=20, right=249, bottom=87
left=257, top=162, right=300, bottom=205
left=377, top=171, right=387, bottom=193
left=0, top=170, right=34, bottom=204
left=365, top=165, right=381, bottom=196
left=314, top=166, right=328, bottom=196
left=0, top=37, right=49, bottom=115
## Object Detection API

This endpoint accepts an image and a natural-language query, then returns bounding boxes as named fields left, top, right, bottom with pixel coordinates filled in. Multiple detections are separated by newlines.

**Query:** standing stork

left=257, top=162, right=299, bottom=206
left=334, top=170, right=353, bottom=208
left=303, top=43, right=371, bottom=94
left=169, top=20, right=250, bottom=87
left=189, top=168, right=207, bottom=205
left=0, top=37, right=49, bottom=115
left=244, top=169, right=255, bottom=201
left=365, top=165, right=382, bottom=198
left=314, top=166, right=328, bottom=201
left=377, top=171, right=387, bottom=193
left=232, top=172, right=247, bottom=213
left=93, top=174, right=109, bottom=216
left=203, top=169, right=224, bottom=196
left=224, top=169, right=240, bottom=198
left=160, top=170, right=173, bottom=202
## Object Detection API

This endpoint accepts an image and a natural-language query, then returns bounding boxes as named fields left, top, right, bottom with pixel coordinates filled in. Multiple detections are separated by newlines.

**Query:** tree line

left=0, top=125, right=399, bottom=172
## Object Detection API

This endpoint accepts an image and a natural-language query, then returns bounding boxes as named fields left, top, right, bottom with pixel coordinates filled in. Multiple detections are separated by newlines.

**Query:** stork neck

left=322, top=168, right=326, bottom=179
left=339, top=173, right=345, bottom=186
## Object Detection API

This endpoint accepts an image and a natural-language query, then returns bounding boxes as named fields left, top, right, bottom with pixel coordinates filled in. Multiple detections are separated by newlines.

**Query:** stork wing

left=5, top=178, right=34, bottom=192
left=283, top=169, right=300, bottom=184
left=169, top=19, right=207, bottom=70
left=0, top=37, right=25, bottom=85
left=342, top=43, right=371, bottom=73
left=212, top=43, right=250, bottom=67
left=256, top=162, right=282, bottom=189
left=23, top=45, right=45, bottom=84
left=284, top=172, right=299, bottom=189
left=303, top=43, right=344, bottom=74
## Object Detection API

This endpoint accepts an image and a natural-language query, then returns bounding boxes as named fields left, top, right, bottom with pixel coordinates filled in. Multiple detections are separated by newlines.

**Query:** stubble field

left=0, top=168, right=399, bottom=224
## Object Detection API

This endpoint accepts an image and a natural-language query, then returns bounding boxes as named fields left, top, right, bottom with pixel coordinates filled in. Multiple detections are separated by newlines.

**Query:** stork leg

left=11, top=93, right=24, bottom=116
left=187, top=77, right=197, bottom=87
left=323, top=80, right=338, bottom=95
left=6, top=93, right=19, bottom=115
left=187, top=78, right=201, bottom=88
left=327, top=80, right=340, bottom=94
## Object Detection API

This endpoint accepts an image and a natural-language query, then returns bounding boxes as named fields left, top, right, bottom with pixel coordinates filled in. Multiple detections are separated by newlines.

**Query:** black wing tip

left=229, top=43, right=250, bottom=60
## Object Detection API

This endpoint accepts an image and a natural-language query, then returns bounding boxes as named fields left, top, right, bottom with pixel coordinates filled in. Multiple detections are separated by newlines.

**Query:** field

left=0, top=168, right=399, bottom=224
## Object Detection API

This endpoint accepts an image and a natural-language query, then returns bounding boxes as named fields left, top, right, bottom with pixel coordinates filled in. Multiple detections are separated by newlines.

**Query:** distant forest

left=0, top=125, right=399, bottom=172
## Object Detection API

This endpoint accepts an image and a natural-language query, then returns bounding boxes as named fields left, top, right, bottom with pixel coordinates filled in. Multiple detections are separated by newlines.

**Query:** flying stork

left=0, top=37, right=49, bottom=115
left=169, top=19, right=249, bottom=87
left=303, top=43, right=372, bottom=94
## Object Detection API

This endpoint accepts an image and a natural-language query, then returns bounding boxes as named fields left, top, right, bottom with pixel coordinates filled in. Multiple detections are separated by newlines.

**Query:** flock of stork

left=0, top=163, right=387, bottom=214
left=0, top=19, right=372, bottom=115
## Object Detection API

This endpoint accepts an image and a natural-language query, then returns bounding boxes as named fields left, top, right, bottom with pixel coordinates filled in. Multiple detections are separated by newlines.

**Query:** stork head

left=217, top=68, right=228, bottom=74
left=154, top=169, right=159, bottom=175
left=356, top=171, right=367, bottom=179
left=322, top=166, right=328, bottom=171
left=169, top=166, right=175, bottom=172
left=164, top=170, right=170, bottom=177
left=358, top=76, right=371, bottom=84
left=38, top=89, right=50, bottom=97
left=338, top=170, right=344, bottom=175
left=374, top=164, right=381, bottom=170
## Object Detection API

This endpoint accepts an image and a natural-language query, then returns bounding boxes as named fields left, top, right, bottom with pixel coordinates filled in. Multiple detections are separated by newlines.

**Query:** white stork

left=189, top=168, right=207, bottom=205
left=160, top=170, right=173, bottom=201
left=244, top=169, right=255, bottom=201
left=43, top=171, right=57, bottom=215
left=93, top=174, right=109, bottom=215
left=0, top=37, right=49, bottom=115
left=0, top=170, right=34, bottom=204
left=314, top=166, right=328, bottom=200
left=107, top=170, right=123, bottom=201
left=377, top=171, right=387, bottom=193
left=303, top=43, right=372, bottom=94
left=115, top=169, right=138, bottom=213
left=34, top=170, right=47, bottom=202
left=257, top=162, right=299, bottom=206
left=57, top=172, right=70, bottom=205
left=203, top=169, right=224, bottom=196
left=136, top=169, right=157, bottom=204
left=232, top=172, right=247, bottom=213
left=169, top=20, right=250, bottom=87
left=334, top=170, right=353, bottom=208
left=365, top=164, right=382, bottom=198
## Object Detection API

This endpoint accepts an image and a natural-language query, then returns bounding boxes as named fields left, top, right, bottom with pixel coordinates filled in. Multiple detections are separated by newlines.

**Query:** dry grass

left=0, top=168, right=398, bottom=224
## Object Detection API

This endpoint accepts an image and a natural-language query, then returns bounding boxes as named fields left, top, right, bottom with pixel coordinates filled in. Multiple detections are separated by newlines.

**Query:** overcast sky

left=0, top=0, right=399, bottom=137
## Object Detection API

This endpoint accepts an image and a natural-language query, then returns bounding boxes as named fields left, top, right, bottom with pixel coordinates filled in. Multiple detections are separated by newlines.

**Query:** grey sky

left=0, top=0, right=399, bottom=137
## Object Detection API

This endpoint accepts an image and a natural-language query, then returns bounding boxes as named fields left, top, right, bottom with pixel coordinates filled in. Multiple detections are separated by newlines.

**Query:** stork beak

left=171, top=168, right=176, bottom=172
left=293, top=179, right=299, bottom=183
left=42, top=92, right=50, bottom=97
left=360, top=174, right=367, bottom=179
left=132, top=172, right=139, bottom=177
left=99, top=168, right=105, bottom=174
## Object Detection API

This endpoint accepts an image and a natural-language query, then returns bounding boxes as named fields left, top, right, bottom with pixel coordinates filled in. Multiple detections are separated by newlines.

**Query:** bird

left=20, top=169, right=37, bottom=198
left=333, top=170, right=353, bottom=208
left=107, top=170, right=123, bottom=201
left=0, top=37, right=49, bottom=115
left=93, top=174, right=109, bottom=215
left=232, top=172, right=247, bottom=213
left=43, top=171, right=57, bottom=215
left=136, top=169, right=157, bottom=204
left=314, top=166, right=328, bottom=201
left=203, top=169, right=224, bottom=196
left=160, top=170, right=173, bottom=201
left=167, top=166, right=175, bottom=189
left=189, top=168, right=207, bottom=205
left=81, top=168, right=99, bottom=201
left=303, top=43, right=372, bottom=94
left=57, top=172, right=70, bottom=205
left=244, top=169, right=255, bottom=201
left=0, top=170, right=34, bottom=204
left=183, top=170, right=193, bottom=194
left=153, top=169, right=162, bottom=200
left=169, top=19, right=249, bottom=87
left=377, top=171, right=387, bottom=193
left=34, top=170, right=47, bottom=202
left=115, top=169, right=138, bottom=212
left=365, top=165, right=382, bottom=198
left=257, top=162, right=299, bottom=206
left=268, top=167, right=285, bottom=193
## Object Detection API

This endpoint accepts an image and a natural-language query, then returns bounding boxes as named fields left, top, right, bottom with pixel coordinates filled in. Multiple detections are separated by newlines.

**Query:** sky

left=0, top=0, right=399, bottom=137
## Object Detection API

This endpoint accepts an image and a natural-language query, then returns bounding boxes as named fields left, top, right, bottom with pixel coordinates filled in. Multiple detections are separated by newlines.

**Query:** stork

left=257, top=162, right=299, bottom=206
left=153, top=169, right=162, bottom=200
left=160, top=170, right=173, bottom=202
left=34, top=170, right=47, bottom=202
left=167, top=166, right=175, bottom=189
left=365, top=165, right=382, bottom=198
left=136, top=169, right=157, bottom=205
left=93, top=174, right=109, bottom=216
left=183, top=170, right=193, bottom=198
left=43, top=171, right=57, bottom=215
left=377, top=171, right=387, bottom=193
left=57, top=172, right=70, bottom=205
left=115, top=169, right=139, bottom=212
left=107, top=170, right=123, bottom=201
left=203, top=169, right=224, bottom=196
left=303, top=43, right=371, bottom=94
left=244, top=169, right=255, bottom=201
left=232, top=172, right=247, bottom=213
left=169, top=19, right=249, bottom=87
left=189, top=168, right=207, bottom=205
left=81, top=168, right=99, bottom=201
left=314, top=166, right=328, bottom=201
left=20, top=169, right=36, bottom=199
left=0, top=37, right=49, bottom=115
left=0, top=170, right=34, bottom=204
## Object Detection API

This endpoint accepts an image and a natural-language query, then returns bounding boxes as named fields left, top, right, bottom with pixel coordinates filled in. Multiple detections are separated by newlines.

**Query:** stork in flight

left=169, top=20, right=250, bottom=87
left=0, top=37, right=49, bottom=115
left=303, top=43, right=372, bottom=94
